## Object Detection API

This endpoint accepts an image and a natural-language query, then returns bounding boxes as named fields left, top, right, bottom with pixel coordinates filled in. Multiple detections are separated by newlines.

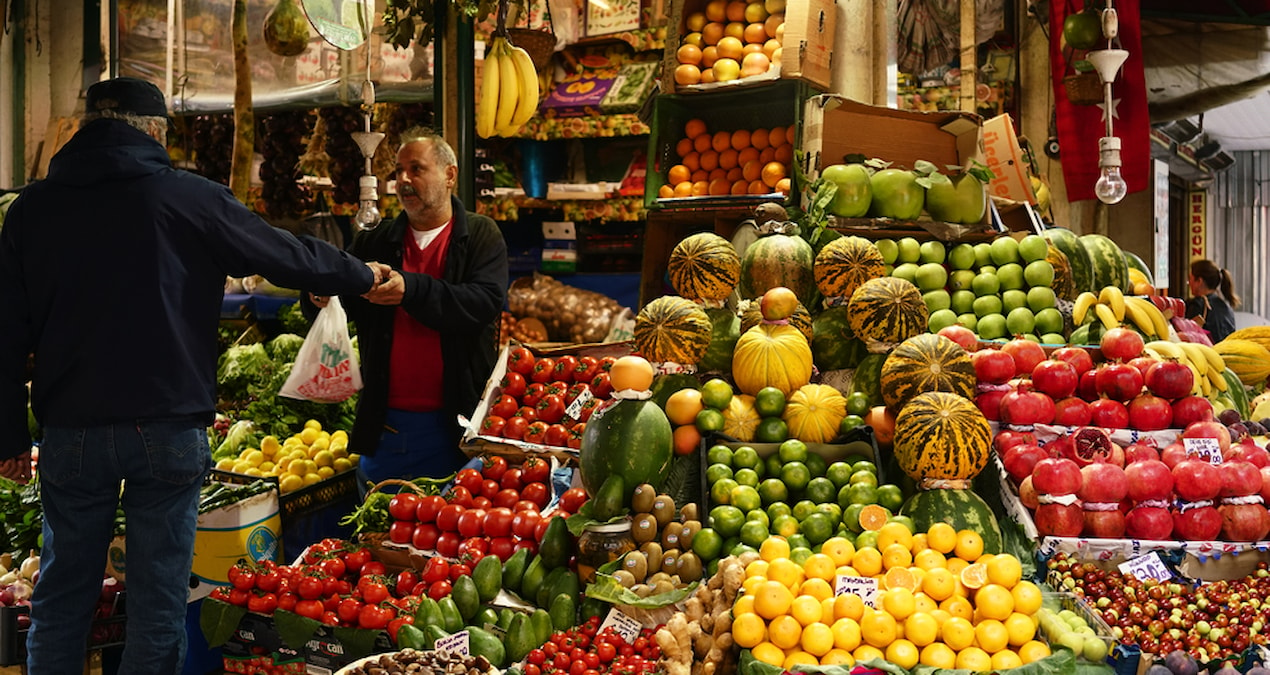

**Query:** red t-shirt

left=387, top=221, right=452, bottom=411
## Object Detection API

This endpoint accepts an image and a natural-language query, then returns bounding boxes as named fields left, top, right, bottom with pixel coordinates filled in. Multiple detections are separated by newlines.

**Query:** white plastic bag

left=279, top=297, right=362, bottom=403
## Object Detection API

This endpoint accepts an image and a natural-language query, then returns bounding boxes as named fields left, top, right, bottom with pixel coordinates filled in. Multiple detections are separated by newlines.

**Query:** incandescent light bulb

left=354, top=175, right=382, bottom=230
left=1094, top=136, right=1127, bottom=205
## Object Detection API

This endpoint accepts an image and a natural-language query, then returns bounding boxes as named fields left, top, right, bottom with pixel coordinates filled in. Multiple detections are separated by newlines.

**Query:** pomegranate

left=1173, top=506, right=1223, bottom=541
left=1172, top=459, right=1222, bottom=502
left=993, top=429, right=1037, bottom=453
left=1002, top=443, right=1049, bottom=484
left=1125, top=507, right=1175, bottom=540
left=1219, top=461, right=1261, bottom=497
left=937, top=325, right=979, bottom=352
left=1031, top=457, right=1083, bottom=495
left=1083, top=507, right=1126, bottom=538
left=975, top=390, right=1009, bottom=422
left=999, top=387, right=1056, bottom=427
left=1002, top=339, right=1046, bottom=376
left=1260, top=465, right=1270, bottom=503
left=1051, top=427, right=1115, bottom=467
left=972, top=349, right=1016, bottom=385
left=1051, top=346, right=1094, bottom=376
left=1122, top=442, right=1160, bottom=465
left=1144, top=360, right=1194, bottom=399
left=1220, top=503, right=1270, bottom=541
left=1160, top=442, right=1191, bottom=469
left=1031, top=359, right=1079, bottom=399
left=1088, top=399, right=1130, bottom=429
left=1127, top=356, right=1159, bottom=380
left=1035, top=503, right=1085, bottom=537
left=1078, top=462, right=1128, bottom=503
left=1127, top=393, right=1174, bottom=431
left=1106, top=441, right=1125, bottom=467
left=1077, top=369, right=1099, bottom=402
left=1099, top=327, right=1145, bottom=362
left=1018, top=475, right=1039, bottom=509
left=1171, top=396, right=1214, bottom=428
left=1183, top=420, right=1232, bottom=458
left=1053, top=397, right=1092, bottom=426
left=1125, top=459, right=1174, bottom=501
left=1095, top=363, right=1145, bottom=402
left=1229, top=440, right=1270, bottom=468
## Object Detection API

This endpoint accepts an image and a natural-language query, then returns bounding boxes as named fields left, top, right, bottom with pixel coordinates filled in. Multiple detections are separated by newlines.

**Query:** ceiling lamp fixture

left=1088, top=2, right=1128, bottom=205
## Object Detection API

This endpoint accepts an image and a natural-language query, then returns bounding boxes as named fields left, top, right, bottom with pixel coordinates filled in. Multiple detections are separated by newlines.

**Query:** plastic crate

left=208, top=468, right=360, bottom=522
left=0, top=592, right=127, bottom=666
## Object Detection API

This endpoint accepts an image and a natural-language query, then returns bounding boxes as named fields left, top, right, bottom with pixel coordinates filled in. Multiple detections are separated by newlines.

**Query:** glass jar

left=576, top=520, right=637, bottom=584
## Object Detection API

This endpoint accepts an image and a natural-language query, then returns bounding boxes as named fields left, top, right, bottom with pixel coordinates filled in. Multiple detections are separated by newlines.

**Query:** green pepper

left=395, top=623, right=428, bottom=650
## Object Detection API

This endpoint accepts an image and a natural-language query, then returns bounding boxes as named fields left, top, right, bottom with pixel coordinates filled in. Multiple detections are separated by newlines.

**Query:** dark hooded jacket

left=0, top=119, right=374, bottom=459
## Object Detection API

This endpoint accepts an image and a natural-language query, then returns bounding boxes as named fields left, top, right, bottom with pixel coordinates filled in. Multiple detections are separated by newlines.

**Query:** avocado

left=660, top=522, right=684, bottom=550
left=502, top=547, right=530, bottom=593
left=521, top=555, right=548, bottom=603
left=622, top=550, right=649, bottom=582
left=549, top=592, right=577, bottom=631
left=538, top=516, right=573, bottom=570
left=591, top=474, right=627, bottom=521
left=530, top=608, right=554, bottom=646
left=424, top=624, right=450, bottom=650
left=631, top=483, right=656, bottom=514
left=451, top=575, right=480, bottom=622
left=437, top=597, right=464, bottom=633
left=468, top=626, right=507, bottom=668
left=505, top=614, right=534, bottom=664
left=632, top=513, right=659, bottom=544
left=472, top=554, right=503, bottom=603
left=651, top=495, right=676, bottom=527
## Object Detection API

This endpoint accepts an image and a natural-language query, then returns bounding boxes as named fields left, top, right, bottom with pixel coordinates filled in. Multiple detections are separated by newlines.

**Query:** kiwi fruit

left=676, top=551, right=704, bottom=583
left=679, top=502, right=699, bottom=522
left=632, top=513, right=659, bottom=544
left=631, top=484, right=656, bottom=514
left=661, top=548, right=680, bottom=575
left=622, top=550, right=649, bottom=582
left=641, top=541, right=664, bottom=573
left=612, top=569, right=637, bottom=588
left=660, top=522, right=684, bottom=550
left=651, top=577, right=676, bottom=595
left=648, top=571, right=671, bottom=585
left=631, top=583, right=651, bottom=598
left=651, top=495, right=676, bottom=527
left=678, top=520, right=700, bottom=550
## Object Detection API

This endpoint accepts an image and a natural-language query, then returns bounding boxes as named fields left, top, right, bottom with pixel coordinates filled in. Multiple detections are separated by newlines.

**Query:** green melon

left=851, top=353, right=886, bottom=407
left=899, top=488, right=1003, bottom=555
left=699, top=307, right=741, bottom=373
left=1122, top=249, right=1153, bottom=286
left=739, top=232, right=817, bottom=306
left=1042, top=227, right=1095, bottom=295
left=812, top=307, right=867, bottom=371
left=1080, top=233, right=1131, bottom=293
left=579, top=399, right=674, bottom=497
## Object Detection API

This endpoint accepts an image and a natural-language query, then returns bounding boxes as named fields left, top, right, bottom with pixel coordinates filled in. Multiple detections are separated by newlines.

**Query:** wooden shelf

left=478, top=194, right=647, bottom=222
left=572, top=27, right=668, bottom=52
left=510, top=114, right=650, bottom=141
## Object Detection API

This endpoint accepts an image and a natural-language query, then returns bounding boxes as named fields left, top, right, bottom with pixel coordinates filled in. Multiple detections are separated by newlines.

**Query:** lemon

left=279, top=474, right=304, bottom=493
left=304, top=419, right=322, bottom=431
left=303, top=472, right=322, bottom=486
left=831, top=617, right=861, bottom=651
left=317, top=466, right=335, bottom=479
left=243, top=449, right=265, bottom=468
left=314, top=450, right=335, bottom=468
left=299, top=427, right=320, bottom=445
left=751, top=642, right=785, bottom=667
left=333, top=457, right=353, bottom=472
left=767, top=614, right=803, bottom=650
left=244, top=467, right=263, bottom=477
left=215, top=458, right=236, bottom=471
left=731, top=613, right=767, bottom=648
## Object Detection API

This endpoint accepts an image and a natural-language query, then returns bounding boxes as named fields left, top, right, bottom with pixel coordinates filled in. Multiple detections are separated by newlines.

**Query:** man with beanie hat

left=0, top=77, right=388, bottom=673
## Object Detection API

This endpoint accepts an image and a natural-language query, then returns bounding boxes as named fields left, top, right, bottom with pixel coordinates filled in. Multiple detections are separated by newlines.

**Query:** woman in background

left=1185, top=258, right=1240, bottom=343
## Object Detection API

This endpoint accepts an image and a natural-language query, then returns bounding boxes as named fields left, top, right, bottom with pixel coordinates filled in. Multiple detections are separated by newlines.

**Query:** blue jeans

left=357, top=408, right=466, bottom=484
left=29, top=419, right=210, bottom=675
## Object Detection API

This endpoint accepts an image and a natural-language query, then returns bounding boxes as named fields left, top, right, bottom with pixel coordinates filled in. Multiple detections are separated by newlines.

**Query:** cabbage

left=216, top=343, right=274, bottom=401
left=266, top=333, right=305, bottom=364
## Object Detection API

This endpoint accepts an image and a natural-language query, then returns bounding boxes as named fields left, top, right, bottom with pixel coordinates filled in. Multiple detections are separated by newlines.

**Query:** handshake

left=313, top=261, right=401, bottom=309
left=0, top=450, right=32, bottom=483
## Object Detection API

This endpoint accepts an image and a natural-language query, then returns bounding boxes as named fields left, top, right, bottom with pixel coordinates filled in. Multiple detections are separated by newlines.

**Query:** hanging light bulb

left=354, top=175, right=382, bottom=230
left=1094, top=136, right=1128, bottom=204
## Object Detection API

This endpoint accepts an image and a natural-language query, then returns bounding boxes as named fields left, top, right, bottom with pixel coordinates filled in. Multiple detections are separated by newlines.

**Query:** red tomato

left=567, top=423, right=585, bottom=449
left=294, top=599, right=324, bottom=620
left=342, top=547, right=372, bottom=574
left=360, top=561, right=387, bottom=577
left=488, top=536, right=516, bottom=561
left=484, top=507, right=515, bottom=538
left=411, top=523, right=440, bottom=550
left=523, top=421, right=550, bottom=445
left=395, top=569, right=419, bottom=597
left=229, top=566, right=256, bottom=591
left=458, top=537, right=488, bottom=566
left=436, top=504, right=465, bottom=532
left=455, top=468, right=483, bottom=494
left=514, top=499, right=539, bottom=512
left=590, top=372, right=613, bottom=399
left=536, top=395, right=566, bottom=424
left=576, top=398, right=600, bottom=423
left=559, top=487, right=589, bottom=513
left=521, top=481, right=550, bottom=509
left=318, top=557, right=346, bottom=579
left=544, top=381, right=569, bottom=399
left=388, top=520, right=415, bottom=545
left=512, top=510, right=541, bottom=539
left=565, top=382, right=591, bottom=406
left=337, top=597, right=363, bottom=624
left=553, top=356, right=578, bottom=383
left=521, top=383, right=548, bottom=408
left=481, top=479, right=501, bottom=500
left=472, top=496, right=492, bottom=510
left=500, top=371, right=527, bottom=399
left=456, top=508, right=487, bottom=538
left=514, top=538, right=538, bottom=556
left=448, top=562, right=473, bottom=582
left=492, top=488, right=521, bottom=509
left=255, top=568, right=281, bottom=593
left=515, top=406, right=539, bottom=423
left=480, top=415, right=506, bottom=437
left=415, top=495, right=445, bottom=523
left=508, top=346, right=535, bottom=375
left=599, top=356, right=617, bottom=372
left=500, top=468, right=524, bottom=491
left=358, top=578, right=391, bottom=605
left=277, top=592, right=298, bottom=612
left=573, top=356, right=600, bottom=384
left=422, top=556, right=450, bottom=584
left=387, top=615, right=414, bottom=643
left=531, top=358, right=557, bottom=384
left=543, top=423, right=570, bottom=448
left=387, top=492, right=421, bottom=522
left=521, top=457, right=551, bottom=485
left=446, top=486, right=474, bottom=508
left=534, top=516, right=554, bottom=542
left=502, top=417, right=529, bottom=441
left=491, top=394, right=519, bottom=419
left=357, top=603, right=393, bottom=630
left=482, top=456, right=509, bottom=481
left=296, top=576, right=325, bottom=601
left=427, top=580, right=452, bottom=600
left=247, top=592, right=278, bottom=614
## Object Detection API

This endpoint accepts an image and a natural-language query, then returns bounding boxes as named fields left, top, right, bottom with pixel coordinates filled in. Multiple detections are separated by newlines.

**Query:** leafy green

left=217, top=343, right=275, bottom=402
left=566, top=500, right=629, bottom=538
left=199, top=597, right=248, bottom=648
left=213, top=420, right=261, bottom=462
left=277, top=302, right=312, bottom=336
left=265, top=333, right=305, bottom=364
left=584, top=573, right=696, bottom=609
left=340, top=491, right=393, bottom=535
left=0, top=474, right=42, bottom=557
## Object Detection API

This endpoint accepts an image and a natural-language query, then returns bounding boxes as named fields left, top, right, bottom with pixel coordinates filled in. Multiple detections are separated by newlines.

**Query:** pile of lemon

left=213, top=420, right=359, bottom=494
left=731, top=522, right=1052, bottom=670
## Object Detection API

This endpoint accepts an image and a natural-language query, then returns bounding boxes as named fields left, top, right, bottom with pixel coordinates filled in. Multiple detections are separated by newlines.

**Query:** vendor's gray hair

left=84, top=109, right=168, bottom=139
left=399, top=126, right=457, bottom=168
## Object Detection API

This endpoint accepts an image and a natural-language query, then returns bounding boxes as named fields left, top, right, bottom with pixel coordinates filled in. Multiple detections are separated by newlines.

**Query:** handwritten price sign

left=1118, top=552, right=1172, bottom=582
left=1184, top=438, right=1224, bottom=465
left=434, top=631, right=470, bottom=656
left=599, top=608, right=643, bottom=643
left=834, top=575, right=878, bottom=608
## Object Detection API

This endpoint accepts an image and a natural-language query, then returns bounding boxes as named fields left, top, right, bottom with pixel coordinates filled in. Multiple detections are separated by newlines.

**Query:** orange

left=705, top=0, right=727, bottom=22
left=731, top=180, right=749, bottom=195
left=747, top=557, right=772, bottom=578
left=708, top=168, right=727, bottom=182
left=791, top=594, right=825, bottom=626
left=760, top=536, right=791, bottom=562
left=742, top=575, right=767, bottom=596
left=658, top=184, right=675, bottom=198
left=886, top=639, right=920, bottom=670
left=673, top=181, right=693, bottom=197
left=682, top=31, right=704, bottom=47
left=775, top=177, right=791, bottom=195
left=753, top=579, right=794, bottom=619
left=763, top=13, right=783, bottom=37
left=748, top=179, right=768, bottom=194
left=881, top=543, right=912, bottom=571
left=904, top=612, right=939, bottom=647
left=821, top=537, right=856, bottom=566
left=665, top=387, right=704, bottom=425
left=857, top=504, right=890, bottom=531
left=877, top=521, right=914, bottom=552
left=821, top=649, right=855, bottom=667
left=732, top=613, right=767, bottom=648
left=684, top=118, right=708, bottom=138
left=738, top=146, right=760, bottom=165
left=707, top=177, right=730, bottom=196
left=674, top=64, right=702, bottom=85
left=992, top=649, right=1024, bottom=670
left=728, top=128, right=751, bottom=150
left=675, top=137, right=694, bottom=158
left=750, top=127, right=771, bottom=150
left=774, top=144, right=793, bottom=164
left=853, top=645, right=885, bottom=663
left=725, top=0, right=747, bottom=22
left=955, top=647, right=992, bottom=672
left=767, top=614, right=803, bottom=649
left=921, top=567, right=956, bottom=602
left=751, top=643, right=785, bottom=667
left=859, top=609, right=897, bottom=648
left=912, top=591, right=938, bottom=615
left=609, top=355, right=654, bottom=392
left=685, top=11, right=708, bottom=32
left=945, top=556, right=969, bottom=577
left=693, top=131, right=713, bottom=153
left=882, top=586, right=916, bottom=621
left=851, top=547, right=882, bottom=578
left=925, top=522, right=957, bottom=554
left=801, top=622, right=835, bottom=657
left=920, top=643, right=957, bottom=669
left=974, top=618, right=1010, bottom=653
left=681, top=151, right=701, bottom=172
left=712, top=130, right=733, bottom=152
left=833, top=593, right=865, bottom=622
left=677, top=43, right=704, bottom=66
left=884, top=566, right=916, bottom=592
left=1011, top=580, right=1043, bottom=616
left=726, top=167, right=744, bottom=182
left=914, top=548, right=946, bottom=571
left=672, top=424, right=701, bottom=454
left=724, top=21, right=746, bottom=39
left=954, top=529, right=984, bottom=561
left=690, top=169, right=708, bottom=182
left=769, top=125, right=787, bottom=147
left=699, top=150, right=719, bottom=171
left=1004, top=612, right=1037, bottom=646
left=782, top=651, right=818, bottom=670
left=667, top=164, right=691, bottom=186
left=940, top=616, right=975, bottom=651
left=718, top=148, right=739, bottom=170
left=742, top=42, right=765, bottom=57
left=763, top=38, right=781, bottom=58
left=959, top=562, right=988, bottom=590
left=701, top=44, right=720, bottom=66
left=744, top=22, right=768, bottom=43
left=940, top=595, right=974, bottom=622
left=986, top=554, right=1023, bottom=588
left=700, top=68, right=716, bottom=83
left=974, top=583, right=1015, bottom=621
left=759, top=146, right=777, bottom=164
left=1018, top=640, right=1052, bottom=664
left=735, top=595, right=756, bottom=616
left=742, top=160, right=763, bottom=182
left=691, top=180, right=709, bottom=196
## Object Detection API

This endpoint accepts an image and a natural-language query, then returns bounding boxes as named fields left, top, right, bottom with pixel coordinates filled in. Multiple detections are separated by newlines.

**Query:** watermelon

left=738, top=232, right=817, bottom=306
left=1223, top=368, right=1251, bottom=420
left=1122, top=249, right=1153, bottom=286
left=812, top=307, right=867, bottom=371
left=1042, top=227, right=1094, bottom=295
left=851, top=353, right=885, bottom=407
left=900, top=488, right=1003, bottom=555
left=699, top=307, right=741, bottom=372
left=1080, top=233, right=1131, bottom=293
left=579, top=400, right=674, bottom=496
left=649, top=373, right=700, bottom=410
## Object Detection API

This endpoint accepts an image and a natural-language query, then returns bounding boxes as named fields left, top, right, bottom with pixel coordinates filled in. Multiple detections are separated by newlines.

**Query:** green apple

left=1002, top=289, right=1028, bottom=313
left=925, top=173, right=986, bottom=224
left=919, top=240, right=946, bottom=264
left=949, top=270, right=977, bottom=293
left=922, top=290, right=951, bottom=312
left=876, top=239, right=898, bottom=264
left=977, top=313, right=1007, bottom=339
left=957, top=313, right=978, bottom=331
left=821, top=163, right=873, bottom=217
left=997, top=263, right=1025, bottom=291
left=1018, top=234, right=1049, bottom=263
left=883, top=264, right=894, bottom=275
left=915, top=263, right=948, bottom=291
left=1042, top=333, right=1067, bottom=345
left=1024, top=260, right=1055, bottom=287
left=928, top=309, right=958, bottom=333
left=1006, top=307, right=1036, bottom=335
left=868, top=170, right=925, bottom=221
left=977, top=264, right=997, bottom=276
left=989, top=236, right=1020, bottom=265
left=891, top=263, right=919, bottom=284
left=948, top=243, right=976, bottom=270
left=973, top=243, right=993, bottom=269
left=972, top=294, right=1003, bottom=318
left=1035, top=307, right=1064, bottom=335
left=1083, top=637, right=1109, bottom=662
left=1027, top=287, right=1057, bottom=312
left=971, top=272, right=1001, bottom=297
left=895, top=237, right=922, bottom=264
left=951, top=290, right=976, bottom=314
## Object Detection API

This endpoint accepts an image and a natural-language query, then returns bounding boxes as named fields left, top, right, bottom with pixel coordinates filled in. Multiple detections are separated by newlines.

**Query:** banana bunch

left=1144, top=340, right=1229, bottom=398
left=476, top=36, right=541, bottom=139
left=1072, top=286, right=1171, bottom=339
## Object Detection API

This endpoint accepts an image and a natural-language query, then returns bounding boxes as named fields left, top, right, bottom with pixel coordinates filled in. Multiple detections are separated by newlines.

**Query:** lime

left=766, top=501, right=792, bottom=522
left=706, top=444, right=734, bottom=466
left=746, top=509, right=770, bottom=528
left=692, top=527, right=724, bottom=560
left=792, top=499, right=819, bottom=522
left=781, top=461, right=811, bottom=493
left=839, top=415, right=865, bottom=434
left=739, top=519, right=771, bottom=548
left=855, top=530, right=879, bottom=550
left=843, top=503, right=866, bottom=533
left=758, top=478, right=789, bottom=506
left=706, top=559, right=719, bottom=578
left=778, top=439, right=809, bottom=463
left=787, top=534, right=811, bottom=551
left=710, top=478, right=739, bottom=505
left=750, top=460, right=766, bottom=479
left=877, top=484, right=905, bottom=513
left=732, top=446, right=761, bottom=471
left=804, top=452, right=827, bottom=479
left=765, top=454, right=784, bottom=479
left=700, top=378, right=734, bottom=410
left=733, top=467, right=760, bottom=488
left=790, top=547, right=814, bottom=566
left=705, top=463, right=734, bottom=485
left=709, top=505, right=746, bottom=538
left=816, top=502, right=843, bottom=525
left=841, top=482, right=878, bottom=506
left=805, top=477, right=838, bottom=505
left=771, top=513, right=801, bottom=538
left=849, top=470, right=879, bottom=488
left=695, top=408, right=726, bottom=433
left=754, top=417, right=789, bottom=443
left=730, top=542, right=758, bottom=558
left=852, top=459, right=878, bottom=475
left=731, top=485, right=763, bottom=513
left=826, top=461, right=854, bottom=489
left=845, top=391, right=871, bottom=416
left=887, top=514, right=916, bottom=532
left=722, top=536, right=740, bottom=556
left=801, top=512, right=835, bottom=545
left=754, top=386, right=787, bottom=417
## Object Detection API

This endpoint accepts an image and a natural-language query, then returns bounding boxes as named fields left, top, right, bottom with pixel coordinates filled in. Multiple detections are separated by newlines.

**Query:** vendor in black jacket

left=311, top=128, right=508, bottom=482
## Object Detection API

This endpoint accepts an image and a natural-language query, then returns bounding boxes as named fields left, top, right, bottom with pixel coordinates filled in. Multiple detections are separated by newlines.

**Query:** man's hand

left=366, top=262, right=393, bottom=288
left=0, top=450, right=33, bottom=483
left=363, top=269, right=405, bottom=305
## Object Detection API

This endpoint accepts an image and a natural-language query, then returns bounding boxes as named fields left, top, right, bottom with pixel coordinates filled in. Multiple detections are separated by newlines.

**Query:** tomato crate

left=0, top=592, right=127, bottom=666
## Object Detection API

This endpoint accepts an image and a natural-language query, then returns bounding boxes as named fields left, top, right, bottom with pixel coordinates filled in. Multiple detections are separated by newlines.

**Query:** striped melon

left=633, top=296, right=712, bottom=365
left=732, top=323, right=814, bottom=396
left=1042, top=227, right=1094, bottom=295
left=893, top=391, right=991, bottom=481
left=814, top=235, right=885, bottom=300
left=1046, top=244, right=1076, bottom=302
left=900, top=488, right=1003, bottom=555
left=1226, top=326, right=1270, bottom=355
left=740, top=300, right=813, bottom=341
left=698, top=307, right=741, bottom=372
left=1214, top=339, right=1270, bottom=387
left=812, top=307, right=867, bottom=371
left=739, top=232, right=817, bottom=306
left=879, top=334, right=977, bottom=410
left=846, top=277, right=929, bottom=346
left=668, top=232, right=741, bottom=303
left=1080, top=233, right=1131, bottom=293
left=784, top=384, right=847, bottom=444
left=721, top=393, right=760, bottom=442
left=851, top=353, right=885, bottom=407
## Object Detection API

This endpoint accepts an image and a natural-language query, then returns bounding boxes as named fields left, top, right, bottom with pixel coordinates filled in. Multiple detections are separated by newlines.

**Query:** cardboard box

left=219, top=613, right=303, bottom=674
left=303, top=625, right=393, bottom=672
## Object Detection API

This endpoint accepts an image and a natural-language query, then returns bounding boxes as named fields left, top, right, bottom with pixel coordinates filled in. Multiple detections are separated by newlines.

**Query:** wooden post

left=838, top=0, right=872, bottom=102
left=959, top=0, right=976, bottom=114
left=230, top=0, right=254, bottom=204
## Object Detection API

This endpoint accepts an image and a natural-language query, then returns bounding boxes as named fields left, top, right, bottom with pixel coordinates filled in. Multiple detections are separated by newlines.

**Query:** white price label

left=598, top=608, right=644, bottom=643
left=565, top=387, right=595, bottom=421
left=834, top=575, right=879, bottom=608
left=434, top=631, right=470, bottom=657
left=1118, top=552, right=1172, bottom=582
left=1184, top=438, right=1224, bottom=465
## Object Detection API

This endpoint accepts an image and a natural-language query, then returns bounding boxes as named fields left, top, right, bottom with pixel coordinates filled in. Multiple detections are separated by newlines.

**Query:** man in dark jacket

left=312, top=128, right=507, bottom=483
left=0, top=77, right=384, bottom=673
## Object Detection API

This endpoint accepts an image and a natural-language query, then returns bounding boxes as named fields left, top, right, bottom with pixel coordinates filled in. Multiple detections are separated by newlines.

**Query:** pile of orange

left=730, top=522, right=1053, bottom=670
left=672, top=0, right=785, bottom=86
left=656, top=117, right=793, bottom=199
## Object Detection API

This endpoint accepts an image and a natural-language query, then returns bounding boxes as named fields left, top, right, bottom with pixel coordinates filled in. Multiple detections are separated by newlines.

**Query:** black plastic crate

left=208, top=468, right=360, bottom=522
left=0, top=591, right=127, bottom=666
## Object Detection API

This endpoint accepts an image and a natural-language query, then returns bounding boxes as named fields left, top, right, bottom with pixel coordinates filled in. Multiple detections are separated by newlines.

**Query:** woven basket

left=1063, top=70, right=1103, bottom=106
left=509, top=27, right=556, bottom=70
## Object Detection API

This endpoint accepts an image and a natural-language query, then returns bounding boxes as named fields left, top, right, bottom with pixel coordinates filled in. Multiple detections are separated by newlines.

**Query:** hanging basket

left=508, top=28, right=557, bottom=70
left=1063, top=70, right=1103, bottom=106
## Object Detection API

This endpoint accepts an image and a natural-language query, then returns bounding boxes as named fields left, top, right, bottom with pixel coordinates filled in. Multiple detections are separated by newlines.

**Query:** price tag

left=434, top=631, right=470, bottom=656
left=1184, top=438, right=1224, bottom=465
left=598, top=608, right=644, bottom=643
left=834, top=575, right=878, bottom=608
left=1118, top=552, right=1172, bottom=582
left=565, top=387, right=595, bottom=421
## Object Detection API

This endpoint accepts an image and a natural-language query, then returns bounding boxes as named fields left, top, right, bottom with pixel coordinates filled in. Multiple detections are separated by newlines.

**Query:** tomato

left=479, top=415, right=506, bottom=437
left=387, top=615, right=414, bottom=643
left=532, top=358, right=556, bottom=383
left=342, top=547, right=372, bottom=574
left=596, top=642, right=617, bottom=663
left=515, top=406, right=539, bottom=423
left=318, top=557, right=346, bottom=579
left=457, top=508, right=487, bottom=538
left=337, top=597, right=363, bottom=624
left=492, top=488, right=521, bottom=509
left=455, top=468, right=483, bottom=494
left=359, top=578, right=391, bottom=605
left=460, top=535, right=489, bottom=565
left=599, top=356, right=617, bottom=372
left=472, top=496, right=492, bottom=510
left=247, top=592, right=278, bottom=615
left=277, top=591, right=297, bottom=612
left=361, top=561, right=387, bottom=577
left=514, top=499, right=539, bottom=512
left=523, top=383, right=549, bottom=408
left=436, top=531, right=461, bottom=557
left=491, top=394, right=519, bottom=419
left=229, top=566, right=256, bottom=591
left=521, top=457, right=551, bottom=485
left=358, top=603, right=393, bottom=630
left=584, top=653, right=600, bottom=669
left=255, top=568, right=281, bottom=593
left=481, top=478, right=502, bottom=500
left=297, top=576, right=325, bottom=601
left=500, top=371, right=527, bottom=399
left=512, top=510, right=541, bottom=539
left=323, top=592, right=343, bottom=612
left=449, top=561, right=474, bottom=582
left=446, top=486, right=474, bottom=508
left=415, top=494, right=445, bottom=524
left=508, top=346, right=535, bottom=375
left=500, top=468, right=524, bottom=491
left=559, top=487, right=589, bottom=513
left=528, top=649, right=547, bottom=666
left=564, top=382, right=591, bottom=407
left=387, top=492, right=421, bottom=522
left=484, top=507, right=515, bottom=538
left=570, top=659, right=587, bottom=675
left=388, top=520, right=415, bottom=544
left=534, top=516, right=553, bottom=542
left=573, top=356, right=601, bottom=384
left=488, top=535, right=516, bottom=561
left=521, top=481, right=550, bottom=510
left=422, top=556, right=450, bottom=584
left=523, top=421, right=550, bottom=445
left=536, top=395, right=566, bottom=424
left=502, top=417, right=529, bottom=441
left=524, top=664, right=542, bottom=675
left=395, top=569, right=419, bottom=597
left=567, top=423, right=585, bottom=449
left=294, top=599, right=324, bottom=620
left=209, top=587, right=231, bottom=602
left=543, top=423, right=570, bottom=448
left=482, top=455, right=509, bottom=481
left=552, top=355, right=578, bottom=383
left=576, top=398, right=600, bottom=423
left=436, top=503, right=464, bottom=532
left=545, top=381, right=570, bottom=399
left=590, top=372, right=613, bottom=399
left=411, top=523, right=439, bottom=550
left=427, top=580, right=452, bottom=600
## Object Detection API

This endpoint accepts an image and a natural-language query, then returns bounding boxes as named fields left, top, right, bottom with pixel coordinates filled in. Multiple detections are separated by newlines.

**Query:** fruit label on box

left=834, top=575, right=878, bottom=607
left=599, top=608, right=643, bottom=643
left=1184, top=438, right=1223, bottom=465
left=435, top=631, right=470, bottom=656
left=1118, top=552, right=1172, bottom=581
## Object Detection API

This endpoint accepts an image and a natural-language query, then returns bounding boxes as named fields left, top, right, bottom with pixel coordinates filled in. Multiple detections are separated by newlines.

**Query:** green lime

left=732, top=446, right=761, bottom=471
left=754, top=386, right=787, bottom=417
left=746, top=509, right=770, bottom=528
left=877, top=484, right=905, bottom=513
left=766, top=501, right=792, bottom=522
left=730, top=542, right=758, bottom=558
left=854, top=530, right=879, bottom=550
left=801, top=512, right=834, bottom=545
left=781, top=461, right=811, bottom=493
left=851, top=459, right=878, bottom=475
left=839, top=415, right=865, bottom=434
left=733, top=467, right=760, bottom=488
left=771, top=513, right=801, bottom=538
left=816, top=502, right=843, bottom=525
left=709, top=505, right=746, bottom=538
left=887, top=514, right=916, bottom=532
left=765, top=454, right=784, bottom=479
left=695, top=408, right=726, bottom=433
left=849, top=470, right=878, bottom=488
left=710, top=478, right=739, bottom=505
left=845, top=391, right=871, bottom=416
left=790, top=547, right=814, bottom=566
left=805, top=477, right=837, bottom=505
left=836, top=528, right=856, bottom=546
left=787, top=534, right=811, bottom=551
left=826, top=462, right=854, bottom=489
left=778, top=439, right=809, bottom=464
left=739, top=519, right=771, bottom=548
left=731, top=485, right=762, bottom=513
left=700, top=378, right=734, bottom=410
left=804, top=452, right=827, bottom=479
left=792, top=499, right=819, bottom=522
left=706, top=444, right=734, bottom=466
left=843, top=503, right=866, bottom=533
left=706, top=559, right=719, bottom=578
left=705, top=463, right=734, bottom=485
left=841, top=482, right=878, bottom=506
left=691, top=527, right=724, bottom=561
left=754, top=417, right=789, bottom=443
left=758, top=478, right=789, bottom=506
left=722, top=536, right=740, bottom=555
